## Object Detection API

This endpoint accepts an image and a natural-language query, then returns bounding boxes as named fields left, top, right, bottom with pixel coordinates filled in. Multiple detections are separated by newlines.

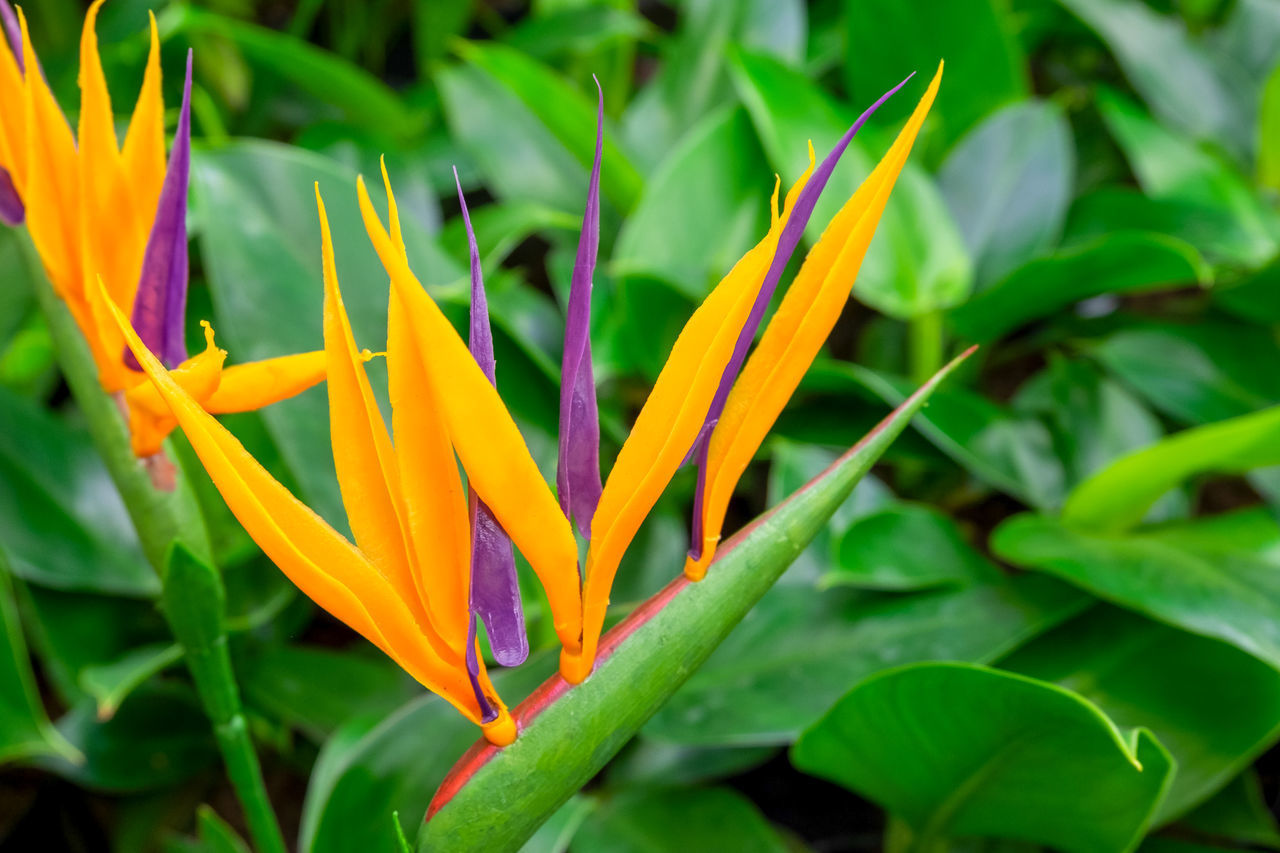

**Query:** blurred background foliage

left=2, top=0, right=1280, bottom=851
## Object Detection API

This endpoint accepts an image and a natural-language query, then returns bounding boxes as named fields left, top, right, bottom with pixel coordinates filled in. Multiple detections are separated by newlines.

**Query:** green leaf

left=792, top=662, right=1173, bottom=853
left=645, top=575, right=1086, bottom=747
left=240, top=645, right=418, bottom=742
left=1002, top=607, right=1280, bottom=821
left=571, top=788, right=790, bottom=853
left=518, top=796, right=596, bottom=853
left=1093, top=321, right=1280, bottom=426
left=0, top=557, right=80, bottom=765
left=949, top=233, right=1208, bottom=342
left=938, top=100, right=1074, bottom=285
left=606, top=740, right=774, bottom=789
left=167, top=5, right=422, bottom=140
left=613, top=107, right=769, bottom=299
left=167, top=805, right=253, bottom=853
left=1060, top=405, right=1280, bottom=532
left=79, top=643, right=183, bottom=721
left=1260, top=65, right=1280, bottom=190
left=1180, top=771, right=1280, bottom=848
left=0, top=386, right=154, bottom=596
left=503, top=6, right=652, bottom=64
left=438, top=201, right=579, bottom=272
left=418, top=352, right=972, bottom=851
left=454, top=40, right=643, bottom=211
left=842, top=0, right=1027, bottom=147
left=1097, top=91, right=1278, bottom=268
left=993, top=512, right=1280, bottom=669
left=826, top=504, right=1001, bottom=591
left=1058, top=0, right=1255, bottom=163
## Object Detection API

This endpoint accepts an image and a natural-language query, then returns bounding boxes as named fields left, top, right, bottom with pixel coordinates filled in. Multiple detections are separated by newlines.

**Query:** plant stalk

left=22, top=233, right=286, bottom=853
left=907, top=309, right=944, bottom=386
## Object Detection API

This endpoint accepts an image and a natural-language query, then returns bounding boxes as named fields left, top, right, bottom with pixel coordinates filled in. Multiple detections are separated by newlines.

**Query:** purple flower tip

left=556, top=75, right=604, bottom=539
left=455, top=170, right=529, bottom=694
left=0, top=0, right=22, bottom=74
left=0, top=166, right=23, bottom=226
left=124, top=50, right=193, bottom=371
left=686, top=73, right=914, bottom=561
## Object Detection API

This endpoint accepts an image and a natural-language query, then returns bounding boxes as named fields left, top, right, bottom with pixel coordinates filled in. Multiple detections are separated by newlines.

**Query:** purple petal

left=0, top=0, right=22, bottom=74
left=686, top=74, right=914, bottom=561
left=124, top=51, right=192, bottom=371
left=0, top=167, right=22, bottom=226
left=556, top=77, right=604, bottom=538
left=455, top=169, right=529, bottom=673
left=464, top=613, right=498, bottom=723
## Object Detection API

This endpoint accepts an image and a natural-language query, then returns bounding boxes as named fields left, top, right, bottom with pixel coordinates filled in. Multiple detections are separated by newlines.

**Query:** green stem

left=22, top=234, right=285, bottom=853
left=907, top=310, right=944, bottom=386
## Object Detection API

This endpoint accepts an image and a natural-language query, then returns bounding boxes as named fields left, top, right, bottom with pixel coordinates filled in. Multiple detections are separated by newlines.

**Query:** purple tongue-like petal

left=556, top=77, right=604, bottom=539
left=456, top=168, right=529, bottom=675
left=686, top=74, right=914, bottom=561
left=0, top=167, right=22, bottom=226
left=124, top=50, right=193, bottom=371
left=0, top=0, right=22, bottom=73
left=464, top=613, right=498, bottom=723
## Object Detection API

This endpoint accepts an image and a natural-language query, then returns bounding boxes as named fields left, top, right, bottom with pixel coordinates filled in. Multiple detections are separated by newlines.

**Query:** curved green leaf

left=570, top=788, right=789, bottom=853
left=792, top=662, right=1173, bottom=853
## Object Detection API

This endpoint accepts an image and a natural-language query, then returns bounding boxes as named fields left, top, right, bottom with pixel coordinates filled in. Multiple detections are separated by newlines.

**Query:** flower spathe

left=115, top=64, right=943, bottom=743
left=1, top=1, right=326, bottom=463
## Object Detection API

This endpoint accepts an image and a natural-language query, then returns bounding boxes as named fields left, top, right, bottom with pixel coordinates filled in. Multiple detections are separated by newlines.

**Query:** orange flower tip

left=358, top=348, right=384, bottom=363
left=481, top=708, right=518, bottom=747
left=683, top=555, right=709, bottom=583
left=559, top=648, right=593, bottom=685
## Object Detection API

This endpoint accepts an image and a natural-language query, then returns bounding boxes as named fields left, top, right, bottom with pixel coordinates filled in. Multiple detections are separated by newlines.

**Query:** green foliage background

left=1, top=0, right=1280, bottom=850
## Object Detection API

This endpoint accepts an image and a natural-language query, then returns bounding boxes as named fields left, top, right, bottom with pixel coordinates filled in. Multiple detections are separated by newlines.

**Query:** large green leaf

left=1058, top=0, right=1254, bottom=163
left=0, top=387, right=153, bottom=596
left=570, top=788, right=790, bottom=853
left=1261, top=65, right=1280, bottom=190
left=1179, top=771, right=1280, bottom=848
left=949, top=233, right=1208, bottom=342
left=644, top=575, right=1086, bottom=746
left=1002, top=606, right=1280, bottom=822
left=992, top=512, right=1280, bottom=670
left=418, top=352, right=971, bottom=851
left=1097, top=91, right=1278, bottom=268
left=792, top=662, right=1173, bottom=853
left=1061, top=404, right=1280, bottom=532
left=453, top=40, right=643, bottom=211
left=938, top=100, right=1074, bottom=286
left=0, top=557, right=80, bottom=765
left=613, top=107, right=769, bottom=299
left=842, top=0, right=1027, bottom=147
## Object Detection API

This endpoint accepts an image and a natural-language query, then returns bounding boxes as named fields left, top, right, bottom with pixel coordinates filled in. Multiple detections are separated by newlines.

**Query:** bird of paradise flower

left=108, top=62, right=943, bottom=744
left=0, top=0, right=325, bottom=480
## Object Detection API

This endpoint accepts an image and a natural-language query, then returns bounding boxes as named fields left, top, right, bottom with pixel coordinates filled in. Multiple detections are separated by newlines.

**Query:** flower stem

left=907, top=309, right=944, bottom=386
left=22, top=233, right=286, bottom=853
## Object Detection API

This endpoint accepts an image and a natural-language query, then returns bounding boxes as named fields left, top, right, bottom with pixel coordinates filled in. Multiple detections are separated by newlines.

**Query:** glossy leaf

left=570, top=788, right=790, bottom=853
left=1180, top=771, right=1280, bottom=848
left=993, top=512, right=1280, bottom=669
left=79, top=642, right=182, bottom=721
left=949, top=233, right=1208, bottom=342
left=1002, top=606, right=1280, bottom=821
left=938, top=100, right=1074, bottom=285
left=792, top=662, right=1173, bottom=853
left=1061, top=404, right=1280, bottom=532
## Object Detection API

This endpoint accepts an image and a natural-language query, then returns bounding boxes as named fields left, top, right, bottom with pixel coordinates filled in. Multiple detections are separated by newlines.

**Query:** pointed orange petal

left=120, top=12, right=164, bottom=232
left=203, top=350, right=326, bottom=413
left=685, top=64, right=944, bottom=580
left=566, top=163, right=815, bottom=680
left=103, top=278, right=486, bottom=722
left=357, top=176, right=584, bottom=656
left=378, top=164, right=472, bottom=647
left=19, top=8, right=80, bottom=299
left=316, top=186, right=439, bottom=644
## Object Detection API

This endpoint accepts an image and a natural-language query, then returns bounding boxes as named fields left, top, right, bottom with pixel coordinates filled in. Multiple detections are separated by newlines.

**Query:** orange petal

left=685, top=64, right=944, bottom=580
left=379, top=162, right=471, bottom=648
left=567, top=161, right=816, bottom=681
left=204, top=350, right=326, bottom=413
left=357, top=175, right=584, bottom=655
left=124, top=320, right=225, bottom=456
left=102, top=278, right=486, bottom=722
left=120, top=12, right=165, bottom=233
left=19, top=8, right=80, bottom=300
left=317, top=186, right=438, bottom=643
